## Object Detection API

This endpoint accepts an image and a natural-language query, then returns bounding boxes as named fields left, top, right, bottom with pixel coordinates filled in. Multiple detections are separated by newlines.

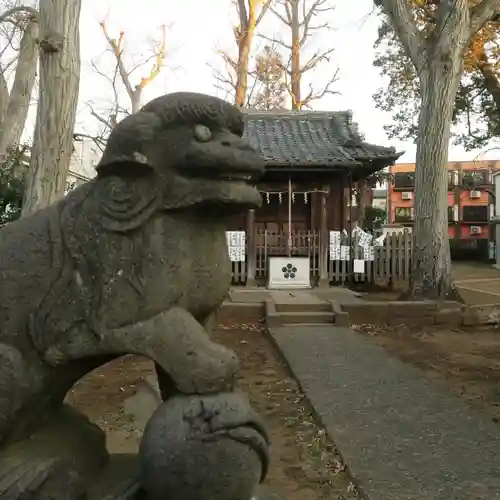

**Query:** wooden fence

left=328, top=231, right=412, bottom=284
left=231, top=230, right=413, bottom=286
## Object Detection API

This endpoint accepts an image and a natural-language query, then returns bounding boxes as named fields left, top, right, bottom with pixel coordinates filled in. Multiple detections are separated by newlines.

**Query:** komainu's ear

left=97, top=172, right=162, bottom=232
left=96, top=111, right=163, bottom=177
left=94, top=110, right=165, bottom=232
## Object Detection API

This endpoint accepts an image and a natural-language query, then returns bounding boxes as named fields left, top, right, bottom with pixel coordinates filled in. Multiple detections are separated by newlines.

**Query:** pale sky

left=32, top=0, right=500, bottom=163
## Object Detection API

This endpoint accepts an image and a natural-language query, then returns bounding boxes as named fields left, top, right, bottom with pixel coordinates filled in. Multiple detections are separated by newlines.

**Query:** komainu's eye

left=194, top=124, right=212, bottom=142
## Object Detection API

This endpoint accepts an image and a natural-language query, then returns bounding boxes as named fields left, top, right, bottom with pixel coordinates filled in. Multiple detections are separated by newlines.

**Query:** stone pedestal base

left=0, top=395, right=271, bottom=500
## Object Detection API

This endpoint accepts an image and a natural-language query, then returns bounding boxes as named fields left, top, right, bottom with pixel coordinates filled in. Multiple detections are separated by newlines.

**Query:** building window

left=393, top=173, right=415, bottom=190
left=448, top=171, right=457, bottom=188
left=448, top=206, right=455, bottom=222
left=462, top=205, right=488, bottom=222
left=462, top=170, right=487, bottom=187
left=394, top=207, right=413, bottom=222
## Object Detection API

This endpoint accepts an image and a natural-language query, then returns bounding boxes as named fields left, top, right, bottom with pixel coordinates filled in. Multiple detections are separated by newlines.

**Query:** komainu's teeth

left=220, top=173, right=252, bottom=181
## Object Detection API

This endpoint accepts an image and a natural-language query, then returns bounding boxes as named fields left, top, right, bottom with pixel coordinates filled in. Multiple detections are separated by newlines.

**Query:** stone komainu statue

left=0, top=92, right=269, bottom=500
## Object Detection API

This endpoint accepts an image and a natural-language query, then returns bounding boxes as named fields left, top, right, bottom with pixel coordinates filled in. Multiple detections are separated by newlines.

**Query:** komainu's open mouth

left=175, top=143, right=264, bottom=212
left=218, top=172, right=254, bottom=182
left=183, top=164, right=261, bottom=184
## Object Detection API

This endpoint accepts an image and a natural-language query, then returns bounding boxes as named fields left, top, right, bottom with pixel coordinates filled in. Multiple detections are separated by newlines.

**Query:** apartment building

left=388, top=160, right=500, bottom=253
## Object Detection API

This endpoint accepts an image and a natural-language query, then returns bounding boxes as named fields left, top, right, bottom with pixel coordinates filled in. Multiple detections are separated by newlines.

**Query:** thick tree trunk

left=0, top=20, right=38, bottom=164
left=22, top=0, right=81, bottom=217
left=408, top=47, right=466, bottom=301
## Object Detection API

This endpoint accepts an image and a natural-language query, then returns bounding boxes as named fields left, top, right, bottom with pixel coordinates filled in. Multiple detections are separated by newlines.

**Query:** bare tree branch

left=301, top=68, right=339, bottom=108
left=270, top=0, right=338, bottom=109
left=86, top=20, right=168, bottom=145
left=301, top=0, right=331, bottom=38
left=470, top=0, right=500, bottom=37
left=89, top=105, right=114, bottom=130
left=300, top=47, right=334, bottom=74
left=210, top=47, right=257, bottom=106
left=0, top=20, right=19, bottom=61
left=258, top=32, right=292, bottom=50
left=270, top=4, right=289, bottom=24
left=99, top=21, right=167, bottom=114
left=0, top=5, right=38, bottom=24
left=373, top=0, right=425, bottom=71
left=72, top=132, right=106, bottom=153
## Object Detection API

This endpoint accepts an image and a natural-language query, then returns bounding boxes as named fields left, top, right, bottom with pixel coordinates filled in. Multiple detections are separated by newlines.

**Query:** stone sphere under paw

left=138, top=392, right=269, bottom=500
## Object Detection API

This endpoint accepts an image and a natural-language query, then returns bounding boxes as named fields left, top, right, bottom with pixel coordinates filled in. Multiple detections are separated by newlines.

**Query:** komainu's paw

left=0, top=456, right=85, bottom=500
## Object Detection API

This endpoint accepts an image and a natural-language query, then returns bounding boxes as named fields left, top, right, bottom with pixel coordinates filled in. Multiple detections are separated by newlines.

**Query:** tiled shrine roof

left=242, top=109, right=402, bottom=169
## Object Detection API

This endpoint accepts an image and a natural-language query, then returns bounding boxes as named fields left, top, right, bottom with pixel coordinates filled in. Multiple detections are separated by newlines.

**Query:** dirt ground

left=66, top=354, right=157, bottom=454
left=453, top=263, right=500, bottom=305
left=67, top=325, right=357, bottom=500
left=355, top=261, right=500, bottom=305
left=353, top=323, right=500, bottom=424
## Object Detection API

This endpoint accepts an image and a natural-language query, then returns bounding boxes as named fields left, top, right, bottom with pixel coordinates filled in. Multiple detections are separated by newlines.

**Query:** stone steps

left=265, top=291, right=350, bottom=327
left=274, top=301, right=332, bottom=313
left=279, top=311, right=335, bottom=324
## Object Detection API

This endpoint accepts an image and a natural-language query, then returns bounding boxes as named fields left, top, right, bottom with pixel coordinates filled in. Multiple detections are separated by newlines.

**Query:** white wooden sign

left=329, top=230, right=341, bottom=246
left=353, top=259, right=365, bottom=273
left=363, top=245, right=375, bottom=261
left=226, top=231, right=246, bottom=247
left=226, top=231, right=246, bottom=262
left=358, top=231, right=373, bottom=247
left=340, top=245, right=350, bottom=261
left=329, top=231, right=342, bottom=260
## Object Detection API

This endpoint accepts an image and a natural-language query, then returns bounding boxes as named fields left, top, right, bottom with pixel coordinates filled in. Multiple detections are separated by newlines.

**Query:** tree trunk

left=235, top=32, right=253, bottom=107
left=130, top=89, right=142, bottom=114
left=234, top=2, right=257, bottom=108
left=408, top=39, right=467, bottom=301
left=290, top=0, right=301, bottom=110
left=0, top=20, right=38, bottom=164
left=22, top=0, right=81, bottom=217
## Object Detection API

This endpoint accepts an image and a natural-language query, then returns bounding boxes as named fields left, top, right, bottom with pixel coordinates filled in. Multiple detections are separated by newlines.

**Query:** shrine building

left=228, top=109, right=402, bottom=287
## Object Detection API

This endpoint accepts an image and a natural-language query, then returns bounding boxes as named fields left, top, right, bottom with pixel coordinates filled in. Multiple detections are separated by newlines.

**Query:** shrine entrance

left=255, top=192, right=309, bottom=238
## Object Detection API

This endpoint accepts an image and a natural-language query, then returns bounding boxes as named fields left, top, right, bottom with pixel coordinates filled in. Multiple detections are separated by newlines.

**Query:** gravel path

left=269, top=325, right=500, bottom=500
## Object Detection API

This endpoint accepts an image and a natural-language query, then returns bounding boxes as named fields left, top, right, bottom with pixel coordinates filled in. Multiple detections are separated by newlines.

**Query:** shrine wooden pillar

left=327, top=180, right=344, bottom=230
left=318, top=189, right=329, bottom=288
left=343, top=185, right=350, bottom=229
left=245, top=209, right=257, bottom=286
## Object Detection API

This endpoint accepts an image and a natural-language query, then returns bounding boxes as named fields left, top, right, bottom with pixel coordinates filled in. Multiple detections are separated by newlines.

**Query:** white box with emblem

left=268, top=257, right=311, bottom=289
